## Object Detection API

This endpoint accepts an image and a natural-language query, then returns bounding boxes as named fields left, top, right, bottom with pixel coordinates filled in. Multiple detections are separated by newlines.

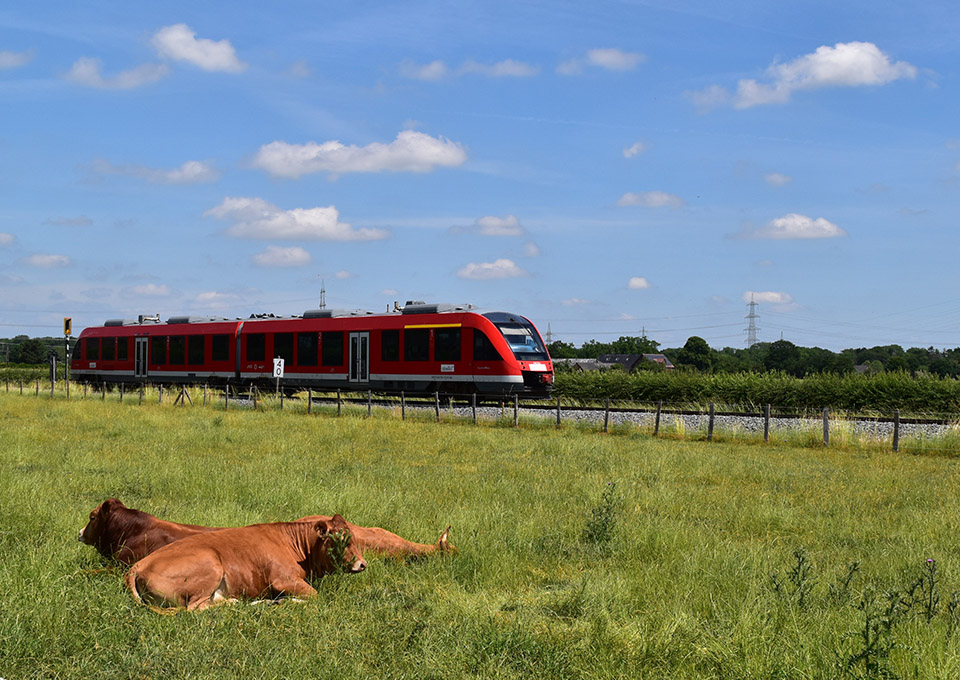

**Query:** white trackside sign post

left=273, top=357, right=284, bottom=395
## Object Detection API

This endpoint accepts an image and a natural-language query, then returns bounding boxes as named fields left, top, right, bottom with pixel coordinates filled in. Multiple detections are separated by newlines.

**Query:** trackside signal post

left=64, top=317, right=72, bottom=395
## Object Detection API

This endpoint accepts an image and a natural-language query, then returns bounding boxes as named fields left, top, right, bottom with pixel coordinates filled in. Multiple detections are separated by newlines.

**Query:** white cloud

left=252, top=245, right=311, bottom=268
left=289, top=60, right=311, bottom=78
left=90, top=159, right=219, bottom=184
left=475, top=215, right=523, bottom=236
left=195, top=291, right=242, bottom=308
left=743, top=213, right=847, bottom=239
left=689, top=84, right=730, bottom=113
left=206, top=197, right=388, bottom=241
left=457, top=258, right=528, bottom=280
left=0, top=232, right=15, bottom=246
left=586, top=48, right=645, bottom=71
left=23, top=254, right=70, bottom=268
left=126, top=283, right=172, bottom=296
left=334, top=270, right=353, bottom=279
left=562, top=298, right=590, bottom=306
left=765, top=172, right=792, bottom=186
left=251, top=130, right=467, bottom=179
left=628, top=276, right=651, bottom=290
left=458, top=59, right=539, bottom=77
left=0, top=49, right=34, bottom=70
left=559, top=48, right=645, bottom=75
left=522, top=241, right=540, bottom=257
left=743, top=291, right=794, bottom=306
left=622, top=141, right=647, bottom=158
left=152, top=24, right=247, bottom=73
left=400, top=60, right=449, bottom=81
left=401, top=59, right=538, bottom=80
left=693, top=42, right=916, bottom=110
left=617, top=191, right=685, bottom=208
left=65, top=57, right=169, bottom=89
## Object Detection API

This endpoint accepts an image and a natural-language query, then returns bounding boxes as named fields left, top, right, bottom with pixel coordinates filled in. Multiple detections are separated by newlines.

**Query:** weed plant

left=3, top=393, right=960, bottom=678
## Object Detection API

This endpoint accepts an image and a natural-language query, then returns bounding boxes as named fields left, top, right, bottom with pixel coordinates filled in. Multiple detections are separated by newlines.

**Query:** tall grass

left=3, top=393, right=960, bottom=678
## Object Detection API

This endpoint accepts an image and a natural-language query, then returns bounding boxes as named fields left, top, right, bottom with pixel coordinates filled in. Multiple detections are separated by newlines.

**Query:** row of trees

left=0, top=336, right=72, bottom=365
left=5, top=332, right=960, bottom=379
left=548, top=335, right=960, bottom=378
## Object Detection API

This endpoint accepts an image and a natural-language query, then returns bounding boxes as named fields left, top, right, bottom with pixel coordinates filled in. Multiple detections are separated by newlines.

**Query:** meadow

left=2, top=391, right=960, bottom=679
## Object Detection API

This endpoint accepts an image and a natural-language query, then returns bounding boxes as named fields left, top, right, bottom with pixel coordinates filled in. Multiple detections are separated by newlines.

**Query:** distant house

left=556, top=354, right=674, bottom=372
left=552, top=358, right=603, bottom=372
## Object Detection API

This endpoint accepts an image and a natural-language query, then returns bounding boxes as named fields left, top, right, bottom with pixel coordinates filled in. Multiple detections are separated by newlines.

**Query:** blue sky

left=2, top=1, right=959, bottom=351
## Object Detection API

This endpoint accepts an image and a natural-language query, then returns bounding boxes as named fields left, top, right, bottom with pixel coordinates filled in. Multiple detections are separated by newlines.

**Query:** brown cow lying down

left=79, top=498, right=454, bottom=565
left=126, top=516, right=365, bottom=611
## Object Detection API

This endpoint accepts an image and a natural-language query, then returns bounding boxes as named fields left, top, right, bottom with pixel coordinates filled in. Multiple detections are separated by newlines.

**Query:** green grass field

left=2, top=392, right=960, bottom=679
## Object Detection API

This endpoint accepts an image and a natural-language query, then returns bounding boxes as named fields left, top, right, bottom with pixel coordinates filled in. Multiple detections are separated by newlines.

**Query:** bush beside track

left=554, top=369, right=960, bottom=415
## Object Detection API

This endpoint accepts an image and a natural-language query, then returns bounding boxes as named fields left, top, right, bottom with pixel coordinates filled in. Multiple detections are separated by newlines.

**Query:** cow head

left=312, top=514, right=366, bottom=575
left=78, top=498, right=127, bottom=549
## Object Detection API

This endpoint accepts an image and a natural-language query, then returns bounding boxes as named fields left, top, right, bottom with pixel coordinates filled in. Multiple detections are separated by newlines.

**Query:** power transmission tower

left=545, top=323, right=553, bottom=344
left=744, top=297, right=760, bottom=347
left=318, top=278, right=326, bottom=309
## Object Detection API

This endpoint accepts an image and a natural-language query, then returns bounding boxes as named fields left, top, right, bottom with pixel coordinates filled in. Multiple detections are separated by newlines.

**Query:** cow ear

left=312, top=520, right=330, bottom=536
left=330, top=514, right=348, bottom=530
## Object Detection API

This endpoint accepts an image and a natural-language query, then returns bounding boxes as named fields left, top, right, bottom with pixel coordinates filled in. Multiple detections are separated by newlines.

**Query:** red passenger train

left=70, top=302, right=554, bottom=397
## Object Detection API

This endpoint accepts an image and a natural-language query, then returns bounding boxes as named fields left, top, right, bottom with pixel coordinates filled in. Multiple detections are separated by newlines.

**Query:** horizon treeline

left=547, top=335, right=960, bottom=378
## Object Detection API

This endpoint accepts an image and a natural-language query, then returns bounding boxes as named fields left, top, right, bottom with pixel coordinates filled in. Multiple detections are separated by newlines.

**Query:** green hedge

left=554, top=370, right=960, bottom=415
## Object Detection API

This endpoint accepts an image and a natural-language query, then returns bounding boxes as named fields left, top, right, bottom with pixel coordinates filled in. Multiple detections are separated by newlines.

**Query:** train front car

left=469, top=311, right=554, bottom=397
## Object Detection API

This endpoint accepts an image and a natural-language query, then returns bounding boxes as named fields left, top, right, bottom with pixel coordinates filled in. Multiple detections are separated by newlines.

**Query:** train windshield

left=483, top=312, right=550, bottom=361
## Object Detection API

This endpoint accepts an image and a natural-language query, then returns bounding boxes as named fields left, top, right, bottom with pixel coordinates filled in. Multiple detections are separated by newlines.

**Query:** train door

left=348, top=332, right=369, bottom=383
left=134, top=337, right=148, bottom=379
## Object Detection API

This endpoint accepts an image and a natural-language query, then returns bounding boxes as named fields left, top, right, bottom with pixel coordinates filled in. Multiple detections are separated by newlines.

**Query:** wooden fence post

left=102, top=382, right=106, bottom=401
left=401, top=391, right=405, bottom=420
left=823, top=408, right=830, bottom=446
left=892, top=409, right=900, bottom=453
left=764, top=404, right=771, bottom=443
left=555, top=395, right=561, bottom=427
left=603, top=398, right=610, bottom=433
left=472, top=393, right=477, bottom=425
left=224, top=388, right=229, bottom=411
left=707, top=402, right=715, bottom=442
left=368, top=390, right=372, bottom=418
left=654, top=400, right=662, bottom=437
left=138, top=383, right=143, bottom=405
left=514, top=394, right=519, bottom=428
left=158, top=384, right=163, bottom=404
left=203, top=384, right=207, bottom=406
left=337, top=389, right=341, bottom=416
left=119, top=383, right=124, bottom=403
left=435, top=392, right=441, bottom=423
left=35, top=378, right=39, bottom=396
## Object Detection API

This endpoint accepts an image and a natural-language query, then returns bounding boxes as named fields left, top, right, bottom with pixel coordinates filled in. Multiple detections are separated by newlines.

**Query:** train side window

left=297, top=332, right=318, bottom=366
left=211, top=334, right=230, bottom=362
left=404, top=328, right=429, bottom=362
left=321, top=331, right=343, bottom=366
left=85, top=338, right=100, bottom=361
left=435, top=328, right=461, bottom=361
left=247, top=333, right=266, bottom=361
left=274, top=332, right=294, bottom=364
left=151, top=336, right=167, bottom=365
left=188, top=335, right=205, bottom=365
left=102, top=337, right=116, bottom=361
left=381, top=329, right=399, bottom=361
left=169, top=336, right=186, bottom=365
left=473, top=329, right=502, bottom=361
left=117, top=337, right=129, bottom=361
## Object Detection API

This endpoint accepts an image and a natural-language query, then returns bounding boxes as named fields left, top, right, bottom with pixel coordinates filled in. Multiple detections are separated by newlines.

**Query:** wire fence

left=5, top=378, right=960, bottom=457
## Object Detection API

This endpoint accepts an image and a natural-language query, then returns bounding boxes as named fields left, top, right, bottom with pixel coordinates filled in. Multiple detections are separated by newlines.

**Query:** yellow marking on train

left=403, top=323, right=462, bottom=329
